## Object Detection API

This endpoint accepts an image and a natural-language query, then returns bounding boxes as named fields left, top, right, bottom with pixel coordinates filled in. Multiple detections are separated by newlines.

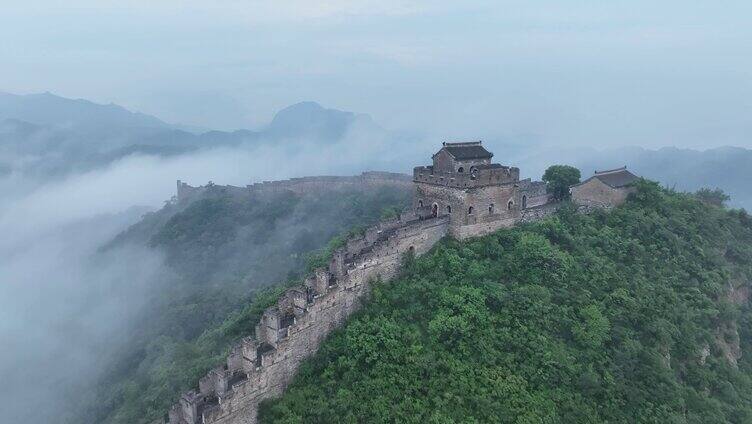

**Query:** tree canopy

left=76, top=186, right=412, bottom=424
left=696, top=187, right=731, bottom=207
left=261, top=183, right=752, bottom=423
left=543, top=165, right=581, bottom=200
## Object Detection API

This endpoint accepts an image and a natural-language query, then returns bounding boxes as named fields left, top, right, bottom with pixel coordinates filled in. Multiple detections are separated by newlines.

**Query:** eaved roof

left=575, top=166, right=639, bottom=189
left=437, top=141, right=493, bottom=160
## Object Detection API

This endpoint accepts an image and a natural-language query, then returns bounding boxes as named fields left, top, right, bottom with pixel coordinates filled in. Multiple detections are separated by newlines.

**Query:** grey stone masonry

left=166, top=212, right=449, bottom=424
left=570, top=167, right=639, bottom=209
left=163, top=142, right=627, bottom=424
left=413, top=141, right=553, bottom=239
left=177, top=172, right=413, bottom=204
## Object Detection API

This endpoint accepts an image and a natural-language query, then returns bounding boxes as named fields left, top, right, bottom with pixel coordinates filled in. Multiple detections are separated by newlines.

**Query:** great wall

left=164, top=142, right=638, bottom=424
left=177, top=171, right=414, bottom=204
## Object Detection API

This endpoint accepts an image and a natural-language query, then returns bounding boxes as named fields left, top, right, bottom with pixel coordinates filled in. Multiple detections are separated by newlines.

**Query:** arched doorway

left=431, top=203, right=438, bottom=217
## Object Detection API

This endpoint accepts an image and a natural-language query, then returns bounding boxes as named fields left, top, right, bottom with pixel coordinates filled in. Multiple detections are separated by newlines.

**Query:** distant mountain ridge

left=0, top=91, right=170, bottom=130
left=2, top=91, right=751, bottom=210
left=0, top=92, right=379, bottom=178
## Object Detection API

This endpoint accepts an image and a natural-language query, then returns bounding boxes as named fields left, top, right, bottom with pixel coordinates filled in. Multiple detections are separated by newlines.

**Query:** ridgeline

left=260, top=181, right=752, bottom=423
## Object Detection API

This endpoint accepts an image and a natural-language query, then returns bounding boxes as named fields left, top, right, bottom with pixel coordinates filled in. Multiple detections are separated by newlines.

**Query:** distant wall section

left=177, top=172, right=413, bottom=204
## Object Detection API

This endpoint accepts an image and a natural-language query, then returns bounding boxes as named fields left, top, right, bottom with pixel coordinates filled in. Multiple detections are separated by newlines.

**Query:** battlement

left=413, top=164, right=519, bottom=188
left=163, top=143, right=603, bottom=424
left=176, top=172, right=412, bottom=204
left=166, top=211, right=449, bottom=424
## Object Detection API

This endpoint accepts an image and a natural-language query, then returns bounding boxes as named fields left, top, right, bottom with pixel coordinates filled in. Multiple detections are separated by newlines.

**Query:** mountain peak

left=267, top=101, right=373, bottom=141
left=0, top=91, right=169, bottom=130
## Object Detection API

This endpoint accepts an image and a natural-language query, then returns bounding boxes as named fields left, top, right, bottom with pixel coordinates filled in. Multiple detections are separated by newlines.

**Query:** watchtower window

left=489, top=204, right=494, bottom=214
left=446, top=205, right=452, bottom=214
left=457, top=166, right=464, bottom=173
left=468, top=206, right=474, bottom=215
left=418, top=200, right=423, bottom=208
left=431, top=203, right=438, bottom=218
left=522, top=195, right=527, bottom=209
left=507, top=200, right=514, bottom=210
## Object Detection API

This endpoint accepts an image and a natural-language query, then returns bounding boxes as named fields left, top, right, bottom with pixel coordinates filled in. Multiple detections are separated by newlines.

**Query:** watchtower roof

left=435, top=141, right=493, bottom=160
left=576, top=166, right=639, bottom=189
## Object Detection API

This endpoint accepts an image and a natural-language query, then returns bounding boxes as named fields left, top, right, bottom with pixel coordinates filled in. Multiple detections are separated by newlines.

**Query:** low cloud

left=0, top=125, right=425, bottom=423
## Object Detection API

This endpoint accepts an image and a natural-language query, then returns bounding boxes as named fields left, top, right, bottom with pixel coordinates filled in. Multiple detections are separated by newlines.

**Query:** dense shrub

left=261, top=185, right=752, bottom=423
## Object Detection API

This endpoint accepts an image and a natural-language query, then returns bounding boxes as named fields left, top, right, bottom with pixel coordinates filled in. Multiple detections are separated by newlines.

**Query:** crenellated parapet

left=176, top=172, right=412, bottom=204
left=164, top=143, right=604, bottom=424
left=413, top=164, right=520, bottom=189
left=246, top=172, right=412, bottom=195
left=166, top=212, right=450, bottom=424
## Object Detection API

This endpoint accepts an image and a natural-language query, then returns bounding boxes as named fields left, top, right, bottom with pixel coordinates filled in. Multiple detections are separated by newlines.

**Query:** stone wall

left=571, top=178, right=635, bottom=208
left=246, top=172, right=412, bottom=195
left=166, top=214, right=449, bottom=424
left=162, top=149, right=631, bottom=423
left=520, top=202, right=560, bottom=223
left=431, top=149, right=491, bottom=173
left=452, top=216, right=519, bottom=239
left=414, top=181, right=522, bottom=239
left=413, top=165, right=519, bottom=189
left=177, top=172, right=413, bottom=204
left=163, top=195, right=566, bottom=424
left=176, top=181, right=247, bottom=204
left=518, top=179, right=551, bottom=209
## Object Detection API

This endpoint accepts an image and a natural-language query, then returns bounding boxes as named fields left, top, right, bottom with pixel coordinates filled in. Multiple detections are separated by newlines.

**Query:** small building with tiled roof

left=570, top=166, right=639, bottom=208
left=431, top=141, right=494, bottom=175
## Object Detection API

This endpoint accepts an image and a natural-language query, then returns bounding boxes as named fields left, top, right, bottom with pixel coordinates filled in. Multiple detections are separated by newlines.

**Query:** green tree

left=542, top=165, right=581, bottom=200
left=260, top=181, right=752, bottom=424
left=695, top=187, right=730, bottom=207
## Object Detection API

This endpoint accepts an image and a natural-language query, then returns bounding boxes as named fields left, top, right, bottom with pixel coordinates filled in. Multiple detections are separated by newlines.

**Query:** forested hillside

left=77, top=184, right=412, bottom=424
left=260, top=181, right=752, bottom=423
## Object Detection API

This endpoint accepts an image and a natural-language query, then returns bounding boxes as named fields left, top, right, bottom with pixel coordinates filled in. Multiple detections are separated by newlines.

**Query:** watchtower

left=413, top=141, right=523, bottom=238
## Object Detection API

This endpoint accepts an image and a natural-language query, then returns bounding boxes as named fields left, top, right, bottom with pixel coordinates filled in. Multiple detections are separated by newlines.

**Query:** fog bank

left=0, top=126, right=423, bottom=423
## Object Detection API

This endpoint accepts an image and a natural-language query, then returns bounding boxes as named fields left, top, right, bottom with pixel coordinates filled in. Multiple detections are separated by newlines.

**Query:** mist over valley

left=2, top=2, right=752, bottom=423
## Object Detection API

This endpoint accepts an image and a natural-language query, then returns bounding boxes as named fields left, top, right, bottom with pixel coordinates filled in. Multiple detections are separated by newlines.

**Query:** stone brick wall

left=432, top=149, right=455, bottom=173
left=413, top=166, right=519, bottom=189
left=163, top=152, right=626, bottom=423
left=414, top=181, right=522, bottom=239
left=518, top=179, right=551, bottom=209
left=246, top=172, right=412, bottom=195
left=520, top=202, right=560, bottom=223
left=176, top=172, right=413, bottom=204
left=571, top=178, right=635, bottom=208
left=166, top=214, right=449, bottom=424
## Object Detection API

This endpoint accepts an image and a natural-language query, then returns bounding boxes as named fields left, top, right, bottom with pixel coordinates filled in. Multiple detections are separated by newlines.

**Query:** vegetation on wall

left=260, top=181, right=752, bottom=423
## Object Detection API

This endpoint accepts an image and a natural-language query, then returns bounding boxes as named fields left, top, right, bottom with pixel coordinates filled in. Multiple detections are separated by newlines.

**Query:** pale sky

left=1, top=1, right=751, bottom=147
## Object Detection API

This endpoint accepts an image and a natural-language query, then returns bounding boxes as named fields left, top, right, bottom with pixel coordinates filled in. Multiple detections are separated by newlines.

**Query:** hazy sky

left=2, top=1, right=751, bottom=147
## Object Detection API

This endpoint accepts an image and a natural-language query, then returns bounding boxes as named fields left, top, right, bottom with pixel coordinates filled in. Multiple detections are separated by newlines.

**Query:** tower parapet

left=164, top=142, right=570, bottom=424
left=413, top=141, right=545, bottom=239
